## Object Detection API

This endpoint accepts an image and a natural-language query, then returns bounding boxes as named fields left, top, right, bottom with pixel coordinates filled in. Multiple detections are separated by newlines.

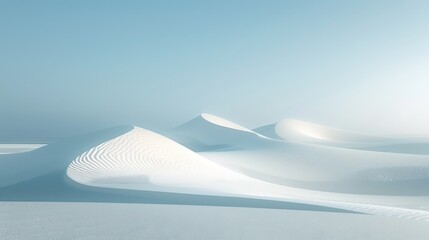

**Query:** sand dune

left=202, top=142, right=429, bottom=195
left=255, top=119, right=388, bottom=143
left=68, top=127, right=260, bottom=195
left=2, top=115, right=429, bottom=223
left=0, top=126, right=133, bottom=188
left=0, top=126, right=348, bottom=214
left=0, top=144, right=46, bottom=154
left=65, top=126, right=429, bottom=221
left=164, top=113, right=271, bottom=151
left=254, top=118, right=429, bottom=155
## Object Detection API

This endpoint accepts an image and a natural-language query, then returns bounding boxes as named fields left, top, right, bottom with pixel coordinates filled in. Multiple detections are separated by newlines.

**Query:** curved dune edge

left=201, top=142, right=429, bottom=192
left=174, top=113, right=266, bottom=137
left=0, top=126, right=134, bottom=188
left=254, top=119, right=390, bottom=143
left=67, top=127, right=259, bottom=195
left=67, top=127, right=429, bottom=221
left=164, top=113, right=271, bottom=151
left=200, top=113, right=254, bottom=133
left=253, top=118, right=429, bottom=155
left=254, top=119, right=429, bottom=155
left=0, top=144, right=46, bottom=154
left=278, top=119, right=387, bottom=143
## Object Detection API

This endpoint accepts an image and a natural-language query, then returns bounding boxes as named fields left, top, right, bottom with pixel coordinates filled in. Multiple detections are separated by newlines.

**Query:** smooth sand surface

left=1, top=202, right=429, bottom=240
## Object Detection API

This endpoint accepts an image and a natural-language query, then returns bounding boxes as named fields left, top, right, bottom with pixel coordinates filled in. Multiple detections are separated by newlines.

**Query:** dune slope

left=164, top=113, right=271, bottom=151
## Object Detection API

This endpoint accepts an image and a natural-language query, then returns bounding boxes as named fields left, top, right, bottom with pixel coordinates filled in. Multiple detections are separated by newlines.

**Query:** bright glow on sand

left=66, top=124, right=429, bottom=221
left=277, top=119, right=329, bottom=140
left=67, top=127, right=255, bottom=194
left=200, top=113, right=253, bottom=132
left=274, top=119, right=387, bottom=143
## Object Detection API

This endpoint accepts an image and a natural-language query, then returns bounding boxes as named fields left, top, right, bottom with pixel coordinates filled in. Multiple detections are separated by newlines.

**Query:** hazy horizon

left=2, top=0, right=429, bottom=141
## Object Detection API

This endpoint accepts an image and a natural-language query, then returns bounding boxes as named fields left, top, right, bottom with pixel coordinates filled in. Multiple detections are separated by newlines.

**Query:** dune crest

left=164, top=113, right=271, bottom=151
left=2, top=116, right=429, bottom=222
left=255, top=119, right=387, bottom=144
left=68, top=127, right=259, bottom=195
left=65, top=126, right=429, bottom=221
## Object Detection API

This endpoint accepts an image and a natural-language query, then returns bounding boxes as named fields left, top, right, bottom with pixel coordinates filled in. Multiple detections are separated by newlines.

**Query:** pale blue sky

left=1, top=0, right=429, bottom=141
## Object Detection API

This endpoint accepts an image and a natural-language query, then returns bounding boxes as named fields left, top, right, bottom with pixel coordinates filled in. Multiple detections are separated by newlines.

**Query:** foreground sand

left=1, top=201, right=429, bottom=240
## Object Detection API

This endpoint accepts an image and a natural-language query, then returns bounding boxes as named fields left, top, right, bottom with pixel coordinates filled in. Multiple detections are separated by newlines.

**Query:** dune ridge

left=68, top=127, right=259, bottom=195
left=2, top=114, right=429, bottom=222
left=164, top=113, right=272, bottom=151
left=67, top=126, right=429, bottom=221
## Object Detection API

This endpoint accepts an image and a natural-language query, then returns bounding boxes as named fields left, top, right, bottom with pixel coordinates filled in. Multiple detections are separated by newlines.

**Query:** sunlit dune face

left=276, top=119, right=330, bottom=141
left=201, top=113, right=253, bottom=133
left=67, top=127, right=252, bottom=192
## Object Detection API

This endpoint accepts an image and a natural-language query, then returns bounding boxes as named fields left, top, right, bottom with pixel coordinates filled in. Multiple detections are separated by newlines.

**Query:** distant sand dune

left=255, top=119, right=388, bottom=143
left=0, top=144, right=46, bottom=154
left=255, top=118, right=429, bottom=155
left=67, top=126, right=429, bottom=221
left=2, top=114, right=429, bottom=222
left=164, top=113, right=272, bottom=151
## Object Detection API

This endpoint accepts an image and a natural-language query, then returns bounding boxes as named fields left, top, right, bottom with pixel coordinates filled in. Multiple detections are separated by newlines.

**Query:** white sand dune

left=68, top=127, right=259, bottom=195
left=2, top=117, right=429, bottom=224
left=254, top=118, right=429, bottom=155
left=0, top=126, right=133, bottom=188
left=164, top=113, right=271, bottom=151
left=65, top=126, right=429, bottom=221
left=201, top=142, right=429, bottom=195
left=255, top=119, right=388, bottom=143
left=0, top=144, right=46, bottom=154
